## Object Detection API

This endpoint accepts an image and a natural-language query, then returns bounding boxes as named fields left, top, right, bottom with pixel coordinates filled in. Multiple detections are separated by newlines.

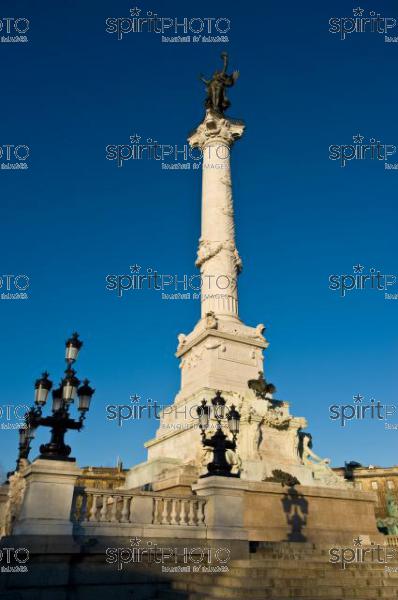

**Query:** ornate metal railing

left=73, top=488, right=206, bottom=527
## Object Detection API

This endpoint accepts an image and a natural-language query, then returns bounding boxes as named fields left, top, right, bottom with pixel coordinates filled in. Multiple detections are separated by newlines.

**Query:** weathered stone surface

left=13, top=459, right=80, bottom=536
left=193, top=476, right=382, bottom=545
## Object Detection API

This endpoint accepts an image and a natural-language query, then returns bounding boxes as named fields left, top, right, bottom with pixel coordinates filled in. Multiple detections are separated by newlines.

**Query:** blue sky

left=1, top=0, right=398, bottom=476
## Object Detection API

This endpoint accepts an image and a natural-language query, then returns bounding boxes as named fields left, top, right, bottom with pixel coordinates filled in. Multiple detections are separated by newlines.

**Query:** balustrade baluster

left=128, top=497, right=135, bottom=523
left=170, top=498, right=178, bottom=525
left=161, top=498, right=169, bottom=524
left=180, top=499, right=188, bottom=526
left=188, top=499, right=196, bottom=526
left=99, top=494, right=108, bottom=522
left=110, top=495, right=118, bottom=522
left=80, top=493, right=88, bottom=522
left=153, top=497, right=162, bottom=524
left=120, top=496, right=129, bottom=523
left=198, top=499, right=206, bottom=524
left=88, top=494, right=99, bottom=522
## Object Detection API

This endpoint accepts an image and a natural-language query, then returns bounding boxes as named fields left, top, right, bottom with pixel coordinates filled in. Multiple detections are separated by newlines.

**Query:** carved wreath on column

left=196, top=239, right=242, bottom=272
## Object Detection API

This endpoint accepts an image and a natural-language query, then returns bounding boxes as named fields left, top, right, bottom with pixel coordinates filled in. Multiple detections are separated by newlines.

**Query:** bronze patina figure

left=377, top=493, right=398, bottom=535
left=263, top=469, right=300, bottom=487
left=199, top=52, right=239, bottom=114
left=248, top=371, right=276, bottom=399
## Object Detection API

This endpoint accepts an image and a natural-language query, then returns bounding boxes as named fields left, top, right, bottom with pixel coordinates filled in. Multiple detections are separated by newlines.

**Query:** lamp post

left=196, top=391, right=241, bottom=478
left=16, top=333, right=95, bottom=468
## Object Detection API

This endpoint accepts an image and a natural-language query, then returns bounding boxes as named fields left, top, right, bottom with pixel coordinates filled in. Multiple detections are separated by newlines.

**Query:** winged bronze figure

left=199, top=52, right=239, bottom=114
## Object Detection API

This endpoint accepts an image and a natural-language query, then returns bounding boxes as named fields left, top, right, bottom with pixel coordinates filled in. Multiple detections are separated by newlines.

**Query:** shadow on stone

left=281, top=485, right=308, bottom=542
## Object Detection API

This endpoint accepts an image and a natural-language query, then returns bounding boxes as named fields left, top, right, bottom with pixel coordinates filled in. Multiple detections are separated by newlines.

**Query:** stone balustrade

left=73, top=488, right=206, bottom=527
left=386, top=535, right=398, bottom=546
left=153, top=495, right=206, bottom=526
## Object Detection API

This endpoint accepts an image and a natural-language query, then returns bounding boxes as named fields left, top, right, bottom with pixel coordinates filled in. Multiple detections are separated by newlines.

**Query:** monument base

left=193, top=476, right=383, bottom=545
left=124, top=457, right=183, bottom=490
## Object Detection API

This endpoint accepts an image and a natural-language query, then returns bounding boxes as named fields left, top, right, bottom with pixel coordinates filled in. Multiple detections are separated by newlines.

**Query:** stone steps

left=178, top=573, right=398, bottom=587
left=2, top=541, right=397, bottom=600
left=149, top=542, right=398, bottom=600
left=153, top=597, right=397, bottom=600
left=233, top=559, right=398, bottom=568
left=226, top=568, right=398, bottom=579
left=229, top=561, right=398, bottom=577
left=171, top=579, right=398, bottom=598
left=151, top=592, right=398, bottom=600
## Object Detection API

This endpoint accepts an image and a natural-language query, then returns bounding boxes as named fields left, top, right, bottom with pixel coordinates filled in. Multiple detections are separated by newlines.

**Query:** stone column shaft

left=189, top=111, right=245, bottom=321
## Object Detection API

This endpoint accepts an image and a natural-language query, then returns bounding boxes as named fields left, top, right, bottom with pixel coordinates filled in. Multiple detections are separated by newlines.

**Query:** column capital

left=188, top=110, right=245, bottom=149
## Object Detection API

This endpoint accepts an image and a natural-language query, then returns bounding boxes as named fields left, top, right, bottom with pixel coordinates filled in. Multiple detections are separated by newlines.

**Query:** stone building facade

left=334, top=464, right=398, bottom=519
left=77, top=464, right=126, bottom=490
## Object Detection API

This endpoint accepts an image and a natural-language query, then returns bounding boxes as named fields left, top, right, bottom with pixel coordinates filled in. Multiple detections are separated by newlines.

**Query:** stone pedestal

left=193, top=476, right=248, bottom=540
left=193, top=476, right=384, bottom=545
left=13, top=459, right=80, bottom=536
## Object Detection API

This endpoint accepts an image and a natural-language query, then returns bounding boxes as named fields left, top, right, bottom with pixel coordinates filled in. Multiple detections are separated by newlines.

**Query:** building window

left=371, top=481, right=378, bottom=490
left=387, top=481, right=395, bottom=490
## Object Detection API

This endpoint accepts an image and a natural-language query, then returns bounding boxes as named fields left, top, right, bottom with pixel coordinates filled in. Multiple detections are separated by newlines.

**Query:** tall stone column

left=189, top=110, right=245, bottom=322
left=138, top=105, right=268, bottom=482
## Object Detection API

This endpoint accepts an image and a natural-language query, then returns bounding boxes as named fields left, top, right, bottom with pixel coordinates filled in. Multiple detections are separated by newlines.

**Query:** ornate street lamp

left=17, top=426, right=36, bottom=467
left=196, top=391, right=241, bottom=478
left=52, top=384, right=63, bottom=412
left=61, top=368, right=80, bottom=404
left=212, top=390, right=226, bottom=420
left=197, top=399, right=210, bottom=431
left=227, top=403, right=241, bottom=435
left=77, top=379, right=95, bottom=414
left=65, top=332, right=83, bottom=365
left=34, top=372, right=52, bottom=406
left=16, top=332, right=95, bottom=468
